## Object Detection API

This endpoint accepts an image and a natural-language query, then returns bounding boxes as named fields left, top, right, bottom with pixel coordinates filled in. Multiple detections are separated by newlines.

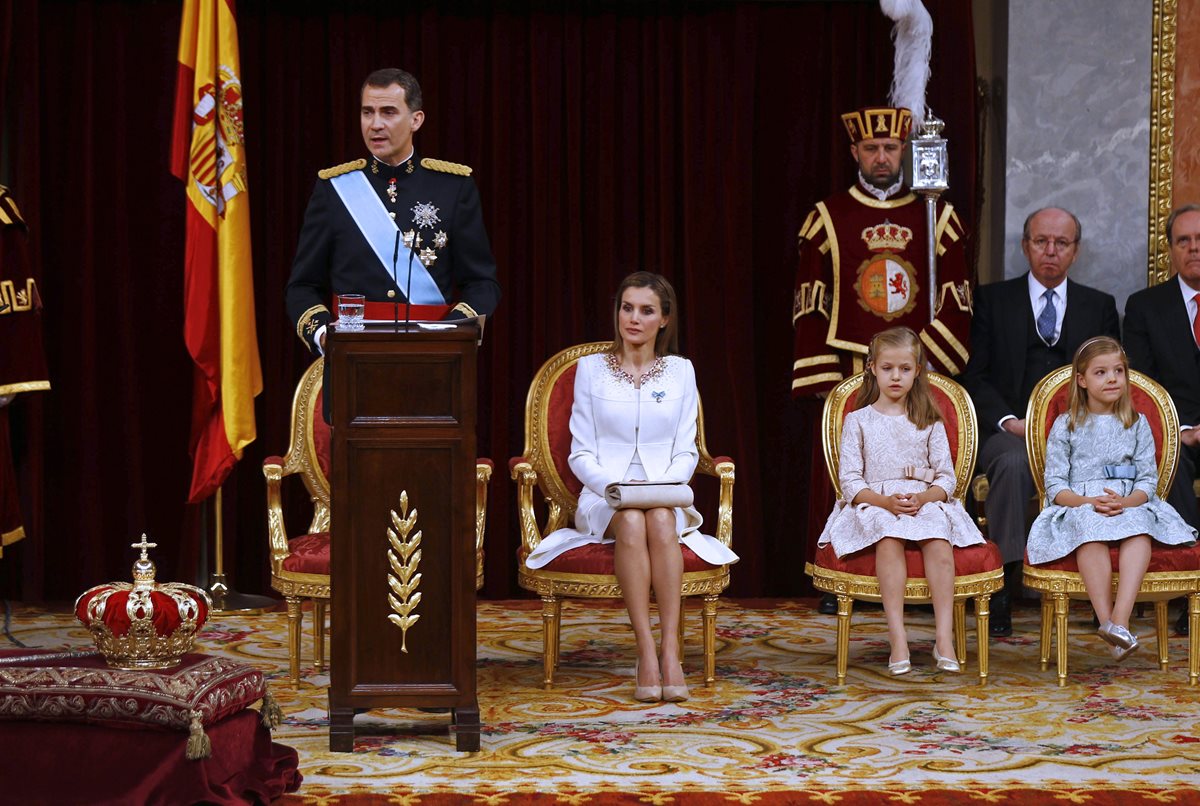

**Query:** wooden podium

left=327, top=322, right=479, bottom=752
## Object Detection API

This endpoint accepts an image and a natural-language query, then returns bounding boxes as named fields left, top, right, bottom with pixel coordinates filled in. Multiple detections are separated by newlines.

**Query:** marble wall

left=1004, top=0, right=1152, bottom=312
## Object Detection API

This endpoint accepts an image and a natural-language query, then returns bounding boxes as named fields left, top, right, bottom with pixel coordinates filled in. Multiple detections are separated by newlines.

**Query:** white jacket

left=568, top=352, right=699, bottom=493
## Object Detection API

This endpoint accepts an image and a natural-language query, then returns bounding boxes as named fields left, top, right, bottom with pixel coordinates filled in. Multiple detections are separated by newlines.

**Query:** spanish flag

left=170, top=0, right=262, bottom=504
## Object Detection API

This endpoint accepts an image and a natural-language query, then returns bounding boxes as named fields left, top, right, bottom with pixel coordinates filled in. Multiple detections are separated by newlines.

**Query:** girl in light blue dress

left=1026, top=337, right=1196, bottom=660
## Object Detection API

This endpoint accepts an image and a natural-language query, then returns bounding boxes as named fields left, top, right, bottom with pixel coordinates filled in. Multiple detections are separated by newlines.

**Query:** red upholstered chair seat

left=281, top=532, right=331, bottom=575
left=543, top=542, right=716, bottom=575
left=1027, top=541, right=1200, bottom=574
left=815, top=541, right=1002, bottom=579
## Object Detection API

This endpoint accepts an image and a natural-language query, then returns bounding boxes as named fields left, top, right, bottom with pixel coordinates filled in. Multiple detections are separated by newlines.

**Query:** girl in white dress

left=818, top=327, right=985, bottom=675
left=524, top=272, right=737, bottom=702
left=1026, top=337, right=1196, bottom=660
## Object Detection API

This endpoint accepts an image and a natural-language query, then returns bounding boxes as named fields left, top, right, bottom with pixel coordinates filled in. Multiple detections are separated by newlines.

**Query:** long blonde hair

left=1067, top=336, right=1136, bottom=431
left=856, top=327, right=942, bottom=429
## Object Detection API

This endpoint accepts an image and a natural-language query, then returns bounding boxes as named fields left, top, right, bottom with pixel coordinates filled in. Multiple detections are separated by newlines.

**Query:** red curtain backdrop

left=2, top=0, right=975, bottom=601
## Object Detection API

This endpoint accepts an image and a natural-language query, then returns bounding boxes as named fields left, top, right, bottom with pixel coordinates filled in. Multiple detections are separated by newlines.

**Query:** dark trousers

left=1166, top=442, right=1200, bottom=531
left=978, top=430, right=1035, bottom=565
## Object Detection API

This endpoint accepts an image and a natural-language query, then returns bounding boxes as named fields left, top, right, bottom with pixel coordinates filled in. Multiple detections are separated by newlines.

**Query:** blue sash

left=1103, top=464, right=1137, bottom=480
left=328, top=172, right=446, bottom=305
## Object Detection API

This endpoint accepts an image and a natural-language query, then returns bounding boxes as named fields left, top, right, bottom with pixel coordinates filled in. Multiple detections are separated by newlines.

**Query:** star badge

left=411, top=201, right=441, bottom=229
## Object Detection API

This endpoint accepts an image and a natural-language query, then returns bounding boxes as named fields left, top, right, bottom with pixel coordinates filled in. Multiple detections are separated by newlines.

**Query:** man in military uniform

left=286, top=68, right=500, bottom=357
left=0, top=185, right=49, bottom=560
left=791, top=107, right=972, bottom=613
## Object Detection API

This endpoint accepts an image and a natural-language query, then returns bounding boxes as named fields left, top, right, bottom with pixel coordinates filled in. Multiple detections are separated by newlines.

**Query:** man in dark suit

left=964, top=207, right=1120, bottom=635
left=1124, top=203, right=1200, bottom=635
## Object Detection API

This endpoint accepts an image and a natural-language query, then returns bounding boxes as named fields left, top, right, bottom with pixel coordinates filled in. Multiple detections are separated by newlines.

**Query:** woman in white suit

left=525, top=272, right=738, bottom=702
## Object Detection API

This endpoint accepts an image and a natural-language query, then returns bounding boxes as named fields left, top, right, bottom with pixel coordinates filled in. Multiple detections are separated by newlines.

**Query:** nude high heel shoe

left=633, top=661, right=662, bottom=702
left=661, top=662, right=689, bottom=703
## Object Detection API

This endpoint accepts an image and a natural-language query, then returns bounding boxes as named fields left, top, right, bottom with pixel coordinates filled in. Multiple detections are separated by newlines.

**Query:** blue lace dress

left=1025, top=413, right=1197, bottom=564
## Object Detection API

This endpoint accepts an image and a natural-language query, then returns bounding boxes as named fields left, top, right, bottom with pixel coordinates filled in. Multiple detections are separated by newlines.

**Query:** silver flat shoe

left=887, top=657, right=912, bottom=675
left=932, top=646, right=961, bottom=673
left=1098, top=621, right=1137, bottom=650
left=1111, top=637, right=1140, bottom=662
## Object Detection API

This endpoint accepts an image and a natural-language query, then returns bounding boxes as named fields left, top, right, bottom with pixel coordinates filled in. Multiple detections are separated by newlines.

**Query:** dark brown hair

left=609, top=272, right=679, bottom=357
left=361, top=68, right=422, bottom=111
left=856, top=326, right=941, bottom=430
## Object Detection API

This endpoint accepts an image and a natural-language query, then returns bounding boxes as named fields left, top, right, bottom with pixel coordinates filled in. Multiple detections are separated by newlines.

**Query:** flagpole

left=209, top=486, right=275, bottom=614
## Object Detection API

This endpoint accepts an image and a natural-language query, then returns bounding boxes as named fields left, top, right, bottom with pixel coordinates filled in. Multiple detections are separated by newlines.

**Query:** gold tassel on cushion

left=186, top=711, right=212, bottom=760
left=260, top=691, right=284, bottom=730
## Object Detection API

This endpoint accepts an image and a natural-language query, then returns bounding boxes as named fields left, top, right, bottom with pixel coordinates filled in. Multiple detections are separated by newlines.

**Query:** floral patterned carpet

left=6, top=598, right=1200, bottom=804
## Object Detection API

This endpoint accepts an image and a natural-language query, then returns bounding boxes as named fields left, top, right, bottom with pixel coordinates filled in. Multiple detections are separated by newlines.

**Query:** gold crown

left=861, top=221, right=914, bottom=252
left=75, top=535, right=212, bottom=670
left=842, top=106, right=913, bottom=143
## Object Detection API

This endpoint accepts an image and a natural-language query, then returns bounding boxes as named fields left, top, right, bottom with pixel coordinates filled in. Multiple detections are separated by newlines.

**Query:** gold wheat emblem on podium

left=386, top=491, right=423, bottom=652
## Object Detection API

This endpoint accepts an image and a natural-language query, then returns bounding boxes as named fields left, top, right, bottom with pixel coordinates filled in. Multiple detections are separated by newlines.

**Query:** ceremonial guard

left=0, top=185, right=49, bottom=556
left=791, top=107, right=972, bottom=614
left=286, top=68, right=500, bottom=356
left=791, top=106, right=972, bottom=396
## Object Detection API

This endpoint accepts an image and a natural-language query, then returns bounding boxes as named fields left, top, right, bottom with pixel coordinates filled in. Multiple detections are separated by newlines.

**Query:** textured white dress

left=524, top=353, right=739, bottom=569
left=1025, top=413, right=1197, bottom=564
left=817, top=405, right=985, bottom=557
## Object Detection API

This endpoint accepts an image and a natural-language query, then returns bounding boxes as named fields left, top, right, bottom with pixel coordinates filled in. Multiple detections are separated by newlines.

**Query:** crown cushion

left=0, top=650, right=300, bottom=802
left=0, top=652, right=266, bottom=734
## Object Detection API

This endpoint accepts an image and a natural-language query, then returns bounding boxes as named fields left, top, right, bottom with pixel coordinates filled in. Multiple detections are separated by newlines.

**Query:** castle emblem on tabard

left=854, top=220, right=918, bottom=320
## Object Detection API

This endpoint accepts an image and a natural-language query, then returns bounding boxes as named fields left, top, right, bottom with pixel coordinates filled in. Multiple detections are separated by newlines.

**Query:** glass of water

left=337, top=294, right=365, bottom=331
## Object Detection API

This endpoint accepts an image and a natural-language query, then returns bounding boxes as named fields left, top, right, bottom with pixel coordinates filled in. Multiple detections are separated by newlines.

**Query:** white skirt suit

left=524, top=353, right=739, bottom=569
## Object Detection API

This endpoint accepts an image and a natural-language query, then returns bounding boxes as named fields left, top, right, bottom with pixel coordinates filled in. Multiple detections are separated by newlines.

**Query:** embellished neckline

left=604, top=352, right=666, bottom=387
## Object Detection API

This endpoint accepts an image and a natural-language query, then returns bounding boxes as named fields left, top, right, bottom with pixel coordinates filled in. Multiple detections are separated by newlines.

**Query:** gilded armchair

left=511, top=342, right=735, bottom=689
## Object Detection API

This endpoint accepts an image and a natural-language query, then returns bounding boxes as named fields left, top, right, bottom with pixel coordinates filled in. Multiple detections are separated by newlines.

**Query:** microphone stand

left=404, top=230, right=416, bottom=330
left=392, top=229, right=401, bottom=332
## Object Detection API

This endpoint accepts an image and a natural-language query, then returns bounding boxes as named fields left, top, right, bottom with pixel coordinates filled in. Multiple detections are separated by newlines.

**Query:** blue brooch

left=651, top=390, right=666, bottom=403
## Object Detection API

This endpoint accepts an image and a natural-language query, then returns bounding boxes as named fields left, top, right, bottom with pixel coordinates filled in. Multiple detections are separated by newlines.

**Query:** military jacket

left=285, top=153, right=501, bottom=353
left=791, top=183, right=972, bottom=396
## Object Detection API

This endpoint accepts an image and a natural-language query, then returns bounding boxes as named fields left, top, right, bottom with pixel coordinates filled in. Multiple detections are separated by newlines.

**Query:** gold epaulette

left=421, top=158, right=472, bottom=177
left=318, top=159, right=367, bottom=180
left=0, top=185, right=25, bottom=228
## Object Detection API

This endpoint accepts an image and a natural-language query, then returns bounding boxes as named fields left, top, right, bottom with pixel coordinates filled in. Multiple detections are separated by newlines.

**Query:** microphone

left=391, top=229, right=401, bottom=330
left=404, top=230, right=416, bottom=329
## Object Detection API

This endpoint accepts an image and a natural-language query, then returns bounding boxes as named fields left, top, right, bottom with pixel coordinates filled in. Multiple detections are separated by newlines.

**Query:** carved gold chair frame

left=1022, top=366, right=1200, bottom=686
left=512, top=342, right=734, bottom=689
left=805, top=372, right=1004, bottom=684
left=264, top=358, right=493, bottom=685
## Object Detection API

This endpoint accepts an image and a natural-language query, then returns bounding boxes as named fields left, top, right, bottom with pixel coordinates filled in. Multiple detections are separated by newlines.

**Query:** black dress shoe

left=1176, top=607, right=1190, bottom=636
left=818, top=593, right=837, bottom=615
left=989, top=589, right=1012, bottom=637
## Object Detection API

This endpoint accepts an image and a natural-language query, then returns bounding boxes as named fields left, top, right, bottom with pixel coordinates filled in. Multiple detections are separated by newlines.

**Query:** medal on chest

left=409, top=201, right=449, bottom=268
left=854, top=221, right=919, bottom=320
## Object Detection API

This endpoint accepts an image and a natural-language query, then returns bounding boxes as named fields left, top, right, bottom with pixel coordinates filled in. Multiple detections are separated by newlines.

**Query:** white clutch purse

left=603, top=481, right=694, bottom=510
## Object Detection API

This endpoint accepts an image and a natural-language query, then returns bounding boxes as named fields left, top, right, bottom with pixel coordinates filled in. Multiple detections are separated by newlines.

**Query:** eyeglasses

left=1026, top=236, right=1077, bottom=252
